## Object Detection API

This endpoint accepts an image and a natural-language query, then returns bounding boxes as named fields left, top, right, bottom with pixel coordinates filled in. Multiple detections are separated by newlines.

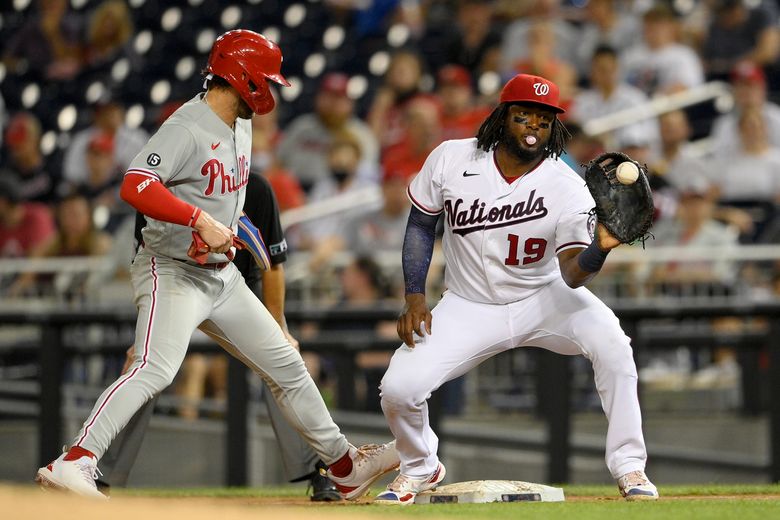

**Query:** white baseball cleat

left=327, top=441, right=400, bottom=500
left=617, top=469, right=659, bottom=501
left=35, top=452, right=107, bottom=500
left=374, top=462, right=446, bottom=505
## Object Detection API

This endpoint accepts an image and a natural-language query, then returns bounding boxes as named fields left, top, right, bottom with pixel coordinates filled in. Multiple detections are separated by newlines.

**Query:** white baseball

left=616, top=161, right=639, bottom=185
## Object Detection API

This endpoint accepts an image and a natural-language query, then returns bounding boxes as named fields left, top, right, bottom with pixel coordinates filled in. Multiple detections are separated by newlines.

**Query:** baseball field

left=4, top=484, right=780, bottom=520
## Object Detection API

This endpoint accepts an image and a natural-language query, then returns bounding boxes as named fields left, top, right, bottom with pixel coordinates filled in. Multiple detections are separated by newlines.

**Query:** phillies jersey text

left=125, top=94, right=252, bottom=262
left=408, top=138, right=595, bottom=304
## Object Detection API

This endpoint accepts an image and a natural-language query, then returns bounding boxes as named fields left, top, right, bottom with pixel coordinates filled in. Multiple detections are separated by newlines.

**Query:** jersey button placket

left=481, top=197, right=501, bottom=302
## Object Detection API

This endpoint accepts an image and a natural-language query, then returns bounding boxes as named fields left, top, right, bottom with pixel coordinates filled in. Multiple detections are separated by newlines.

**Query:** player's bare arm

left=399, top=206, right=439, bottom=347
left=558, top=223, right=621, bottom=288
left=262, top=263, right=300, bottom=350
left=193, top=210, right=233, bottom=253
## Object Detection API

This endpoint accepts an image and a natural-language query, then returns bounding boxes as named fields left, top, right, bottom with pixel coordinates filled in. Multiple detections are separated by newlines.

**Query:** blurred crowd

left=2, top=0, right=780, bottom=413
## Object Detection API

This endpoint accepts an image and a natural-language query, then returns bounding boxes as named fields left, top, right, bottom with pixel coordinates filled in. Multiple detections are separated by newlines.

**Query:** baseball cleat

left=35, top=452, right=107, bottom=500
left=374, top=462, right=446, bottom=505
left=617, top=470, right=659, bottom=501
left=327, top=441, right=400, bottom=500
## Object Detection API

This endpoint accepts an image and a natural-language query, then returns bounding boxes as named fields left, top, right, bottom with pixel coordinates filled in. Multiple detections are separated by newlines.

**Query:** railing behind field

left=0, top=300, right=778, bottom=486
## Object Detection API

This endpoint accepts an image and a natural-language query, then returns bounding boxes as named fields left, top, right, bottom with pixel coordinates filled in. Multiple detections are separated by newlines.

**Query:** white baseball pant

left=380, top=279, right=647, bottom=479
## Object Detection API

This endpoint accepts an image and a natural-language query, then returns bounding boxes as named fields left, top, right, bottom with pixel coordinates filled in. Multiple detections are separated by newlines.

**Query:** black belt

left=173, top=258, right=229, bottom=270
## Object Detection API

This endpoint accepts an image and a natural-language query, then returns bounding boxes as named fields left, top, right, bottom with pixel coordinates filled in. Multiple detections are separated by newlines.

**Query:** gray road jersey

left=126, top=93, right=251, bottom=263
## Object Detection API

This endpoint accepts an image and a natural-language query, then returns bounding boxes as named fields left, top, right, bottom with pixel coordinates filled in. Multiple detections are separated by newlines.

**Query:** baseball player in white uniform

left=35, top=30, right=398, bottom=499
left=375, top=74, right=658, bottom=504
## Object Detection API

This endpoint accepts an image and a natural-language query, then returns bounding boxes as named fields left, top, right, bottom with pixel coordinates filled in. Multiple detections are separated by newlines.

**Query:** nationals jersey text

left=408, top=138, right=595, bottom=304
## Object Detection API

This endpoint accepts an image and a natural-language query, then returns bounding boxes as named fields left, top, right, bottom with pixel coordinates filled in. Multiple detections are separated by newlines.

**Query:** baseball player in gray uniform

left=96, top=173, right=340, bottom=501
left=35, top=29, right=398, bottom=499
left=374, top=74, right=658, bottom=504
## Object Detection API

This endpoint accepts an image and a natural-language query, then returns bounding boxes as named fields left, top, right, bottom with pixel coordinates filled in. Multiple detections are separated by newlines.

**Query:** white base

left=414, top=480, right=565, bottom=504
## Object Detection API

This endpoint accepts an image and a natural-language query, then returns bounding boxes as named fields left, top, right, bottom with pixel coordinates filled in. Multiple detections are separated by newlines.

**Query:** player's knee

left=590, top=335, right=637, bottom=375
left=264, top=351, right=311, bottom=388
left=379, top=375, right=429, bottom=410
left=139, top=359, right=179, bottom=392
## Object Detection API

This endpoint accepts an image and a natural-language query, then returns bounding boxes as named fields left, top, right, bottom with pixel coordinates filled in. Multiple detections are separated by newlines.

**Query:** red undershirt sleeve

left=120, top=173, right=201, bottom=227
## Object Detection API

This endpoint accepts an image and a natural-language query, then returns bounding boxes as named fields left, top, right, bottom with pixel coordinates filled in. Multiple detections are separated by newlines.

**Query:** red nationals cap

left=499, top=73, right=564, bottom=114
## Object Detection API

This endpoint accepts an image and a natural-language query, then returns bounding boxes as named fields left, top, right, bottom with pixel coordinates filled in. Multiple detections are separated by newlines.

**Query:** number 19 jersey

left=408, top=138, right=596, bottom=304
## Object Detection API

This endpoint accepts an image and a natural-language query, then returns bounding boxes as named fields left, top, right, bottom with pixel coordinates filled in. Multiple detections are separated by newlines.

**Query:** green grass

left=114, top=484, right=780, bottom=520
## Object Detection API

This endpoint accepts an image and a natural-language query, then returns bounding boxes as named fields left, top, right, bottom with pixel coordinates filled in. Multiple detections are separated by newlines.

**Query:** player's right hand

left=397, top=293, right=432, bottom=348
left=193, top=210, right=233, bottom=253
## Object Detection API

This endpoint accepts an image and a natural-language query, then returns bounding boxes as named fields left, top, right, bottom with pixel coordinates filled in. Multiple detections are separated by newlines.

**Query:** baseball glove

left=584, top=151, right=654, bottom=245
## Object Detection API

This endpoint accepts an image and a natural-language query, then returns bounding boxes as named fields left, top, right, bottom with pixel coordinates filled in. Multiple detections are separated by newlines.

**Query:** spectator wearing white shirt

left=574, top=0, right=642, bottom=77
left=621, top=4, right=704, bottom=96
left=571, top=45, right=658, bottom=150
left=62, top=97, right=148, bottom=188
left=711, top=107, right=780, bottom=203
left=500, top=0, right=579, bottom=77
left=655, top=110, right=708, bottom=189
left=711, top=106, right=780, bottom=241
left=710, top=61, right=780, bottom=156
left=294, top=132, right=374, bottom=264
left=278, top=73, right=379, bottom=191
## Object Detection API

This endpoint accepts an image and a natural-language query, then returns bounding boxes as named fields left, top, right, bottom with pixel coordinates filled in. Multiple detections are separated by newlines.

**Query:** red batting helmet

left=499, top=74, right=564, bottom=114
left=206, top=30, right=291, bottom=115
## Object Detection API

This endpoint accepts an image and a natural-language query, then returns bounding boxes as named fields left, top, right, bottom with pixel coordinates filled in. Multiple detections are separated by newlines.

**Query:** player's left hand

left=283, top=329, right=300, bottom=351
left=596, top=223, right=622, bottom=251
left=121, top=346, right=135, bottom=375
left=398, top=293, right=432, bottom=347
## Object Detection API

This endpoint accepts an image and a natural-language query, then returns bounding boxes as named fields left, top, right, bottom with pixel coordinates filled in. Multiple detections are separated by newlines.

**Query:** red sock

left=328, top=449, right=353, bottom=478
left=64, top=446, right=96, bottom=461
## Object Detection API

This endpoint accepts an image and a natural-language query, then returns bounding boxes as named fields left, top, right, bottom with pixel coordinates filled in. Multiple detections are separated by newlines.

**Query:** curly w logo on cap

left=499, top=74, right=564, bottom=114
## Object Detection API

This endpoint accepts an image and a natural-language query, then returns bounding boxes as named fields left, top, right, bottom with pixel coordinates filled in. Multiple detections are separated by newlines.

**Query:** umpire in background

left=97, top=172, right=340, bottom=500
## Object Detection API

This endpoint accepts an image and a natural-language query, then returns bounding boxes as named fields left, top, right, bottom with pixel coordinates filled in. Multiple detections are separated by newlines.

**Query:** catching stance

left=375, top=74, right=658, bottom=504
left=36, top=30, right=398, bottom=499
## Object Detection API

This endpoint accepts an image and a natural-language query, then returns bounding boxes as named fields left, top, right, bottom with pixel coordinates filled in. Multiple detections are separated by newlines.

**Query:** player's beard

left=501, top=130, right=547, bottom=163
left=237, top=98, right=253, bottom=120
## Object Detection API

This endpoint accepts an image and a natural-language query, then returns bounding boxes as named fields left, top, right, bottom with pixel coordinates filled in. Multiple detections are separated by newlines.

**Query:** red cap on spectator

left=5, top=113, right=30, bottom=147
left=88, top=133, right=115, bottom=154
left=320, top=73, right=349, bottom=96
left=499, top=73, right=564, bottom=114
left=438, top=65, right=472, bottom=89
left=731, top=61, right=766, bottom=86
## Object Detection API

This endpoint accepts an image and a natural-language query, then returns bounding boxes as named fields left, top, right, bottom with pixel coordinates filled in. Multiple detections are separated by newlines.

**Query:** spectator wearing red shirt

left=436, top=65, right=491, bottom=141
left=381, top=98, right=443, bottom=183
left=0, top=176, right=56, bottom=258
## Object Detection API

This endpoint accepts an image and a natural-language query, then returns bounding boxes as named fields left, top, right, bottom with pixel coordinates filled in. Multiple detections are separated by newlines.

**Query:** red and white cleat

left=374, top=462, right=446, bottom=505
left=35, top=451, right=107, bottom=500
left=327, top=441, right=400, bottom=500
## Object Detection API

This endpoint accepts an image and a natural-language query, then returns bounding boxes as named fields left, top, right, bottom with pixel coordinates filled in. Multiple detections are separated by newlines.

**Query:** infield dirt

left=4, top=484, right=779, bottom=520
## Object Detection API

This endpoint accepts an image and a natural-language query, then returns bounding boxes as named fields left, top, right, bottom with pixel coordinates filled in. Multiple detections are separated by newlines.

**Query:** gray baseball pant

left=72, top=252, right=348, bottom=465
